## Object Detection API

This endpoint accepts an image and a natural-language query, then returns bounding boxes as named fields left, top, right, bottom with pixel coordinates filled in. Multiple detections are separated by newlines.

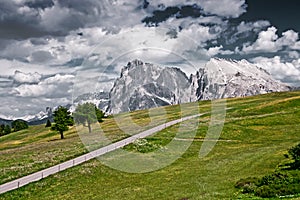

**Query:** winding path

left=0, top=113, right=201, bottom=194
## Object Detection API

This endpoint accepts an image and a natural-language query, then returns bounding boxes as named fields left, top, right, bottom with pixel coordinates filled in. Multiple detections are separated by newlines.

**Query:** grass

left=0, top=91, right=300, bottom=199
left=0, top=100, right=209, bottom=185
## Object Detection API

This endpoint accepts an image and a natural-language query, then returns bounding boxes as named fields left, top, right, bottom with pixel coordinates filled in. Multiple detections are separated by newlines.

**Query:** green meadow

left=0, top=91, right=300, bottom=199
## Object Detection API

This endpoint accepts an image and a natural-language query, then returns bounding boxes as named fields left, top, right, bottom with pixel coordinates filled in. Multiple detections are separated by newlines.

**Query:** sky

left=0, top=0, right=300, bottom=119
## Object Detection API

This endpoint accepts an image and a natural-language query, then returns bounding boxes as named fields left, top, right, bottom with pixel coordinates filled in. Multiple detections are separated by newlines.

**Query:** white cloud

left=198, top=0, right=247, bottom=18
left=177, top=23, right=220, bottom=44
left=207, top=45, right=234, bottom=56
left=277, top=30, right=299, bottom=46
left=12, top=70, right=42, bottom=84
left=288, top=51, right=299, bottom=59
left=291, top=41, right=300, bottom=50
left=0, top=59, right=66, bottom=76
left=144, top=0, right=246, bottom=18
left=252, top=56, right=300, bottom=86
left=242, top=27, right=279, bottom=53
left=11, top=74, right=74, bottom=97
left=236, top=20, right=271, bottom=34
left=76, top=24, right=218, bottom=72
left=242, top=27, right=300, bottom=53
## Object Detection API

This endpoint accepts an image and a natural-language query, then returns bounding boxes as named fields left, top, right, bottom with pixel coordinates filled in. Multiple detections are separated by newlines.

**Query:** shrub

left=236, top=143, right=300, bottom=198
left=12, top=119, right=28, bottom=132
left=288, top=143, right=300, bottom=169
left=235, top=177, right=259, bottom=194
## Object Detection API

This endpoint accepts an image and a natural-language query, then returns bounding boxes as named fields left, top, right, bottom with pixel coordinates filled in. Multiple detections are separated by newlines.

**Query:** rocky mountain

left=190, top=58, right=290, bottom=100
left=107, top=60, right=191, bottom=114
left=1, top=58, right=290, bottom=123
left=106, top=58, right=290, bottom=114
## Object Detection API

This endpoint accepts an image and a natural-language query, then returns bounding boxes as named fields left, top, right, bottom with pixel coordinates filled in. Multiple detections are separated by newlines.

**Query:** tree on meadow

left=52, top=106, right=73, bottom=139
left=73, top=103, right=104, bottom=133
left=45, top=119, right=52, bottom=127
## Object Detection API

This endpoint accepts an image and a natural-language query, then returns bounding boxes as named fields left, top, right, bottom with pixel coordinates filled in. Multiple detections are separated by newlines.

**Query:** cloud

left=1, top=72, right=83, bottom=118
left=0, top=0, right=248, bottom=40
left=252, top=56, right=300, bottom=86
left=291, top=41, right=300, bottom=50
left=12, top=70, right=42, bottom=84
left=0, top=0, right=148, bottom=39
left=11, top=74, right=74, bottom=97
left=197, top=0, right=247, bottom=18
left=241, top=27, right=300, bottom=53
left=147, top=0, right=246, bottom=18
left=236, top=20, right=271, bottom=34
left=207, top=45, right=234, bottom=56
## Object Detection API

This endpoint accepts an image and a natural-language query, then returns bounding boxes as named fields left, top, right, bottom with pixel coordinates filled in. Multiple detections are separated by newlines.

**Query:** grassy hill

left=0, top=91, right=300, bottom=199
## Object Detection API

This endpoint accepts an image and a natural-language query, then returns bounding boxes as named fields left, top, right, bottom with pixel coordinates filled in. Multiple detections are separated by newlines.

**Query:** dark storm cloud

left=25, top=0, right=54, bottom=9
left=142, top=5, right=205, bottom=26
left=0, top=0, right=146, bottom=39
left=0, top=0, right=44, bottom=39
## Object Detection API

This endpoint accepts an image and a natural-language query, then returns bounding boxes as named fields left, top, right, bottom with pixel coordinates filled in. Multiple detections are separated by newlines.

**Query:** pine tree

left=3, top=125, right=11, bottom=135
left=45, top=119, right=52, bottom=127
left=0, top=124, right=5, bottom=136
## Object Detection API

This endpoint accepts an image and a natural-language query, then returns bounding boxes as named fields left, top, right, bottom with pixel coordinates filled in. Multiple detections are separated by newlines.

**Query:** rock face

left=190, top=58, right=290, bottom=100
left=107, top=60, right=191, bottom=114
left=106, top=58, right=290, bottom=114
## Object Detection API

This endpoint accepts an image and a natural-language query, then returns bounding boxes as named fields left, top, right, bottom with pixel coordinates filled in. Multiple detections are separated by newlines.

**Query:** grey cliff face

left=107, top=60, right=191, bottom=114
left=107, top=58, right=289, bottom=114
left=190, top=58, right=290, bottom=100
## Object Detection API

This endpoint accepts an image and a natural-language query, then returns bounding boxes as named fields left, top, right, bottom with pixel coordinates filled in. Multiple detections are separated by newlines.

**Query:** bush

left=235, top=177, right=259, bottom=194
left=124, top=138, right=162, bottom=153
left=12, top=119, right=28, bottom=132
left=288, top=143, right=300, bottom=169
left=3, top=125, right=11, bottom=135
left=255, top=185, right=277, bottom=198
left=236, top=143, right=300, bottom=198
left=236, top=171, right=300, bottom=198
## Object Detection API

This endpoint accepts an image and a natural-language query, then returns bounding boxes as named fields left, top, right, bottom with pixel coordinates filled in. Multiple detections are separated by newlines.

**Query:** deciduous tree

left=52, top=106, right=73, bottom=139
left=73, top=103, right=104, bottom=133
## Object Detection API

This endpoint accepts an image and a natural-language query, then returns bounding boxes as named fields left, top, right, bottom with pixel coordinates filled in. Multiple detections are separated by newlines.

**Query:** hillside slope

left=0, top=91, right=299, bottom=199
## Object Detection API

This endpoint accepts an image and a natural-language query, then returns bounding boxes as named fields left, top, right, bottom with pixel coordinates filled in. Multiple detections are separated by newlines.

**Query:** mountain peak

left=127, top=59, right=144, bottom=67
left=123, top=59, right=147, bottom=72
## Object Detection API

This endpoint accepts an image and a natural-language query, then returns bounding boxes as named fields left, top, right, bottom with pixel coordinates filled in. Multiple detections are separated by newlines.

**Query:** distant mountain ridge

left=106, top=58, right=290, bottom=114
left=107, top=60, right=191, bottom=114
left=190, top=58, right=290, bottom=101
left=1, top=58, right=291, bottom=124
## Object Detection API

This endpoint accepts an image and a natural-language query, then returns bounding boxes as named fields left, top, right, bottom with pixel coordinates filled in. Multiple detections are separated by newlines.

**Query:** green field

left=0, top=91, right=300, bottom=199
